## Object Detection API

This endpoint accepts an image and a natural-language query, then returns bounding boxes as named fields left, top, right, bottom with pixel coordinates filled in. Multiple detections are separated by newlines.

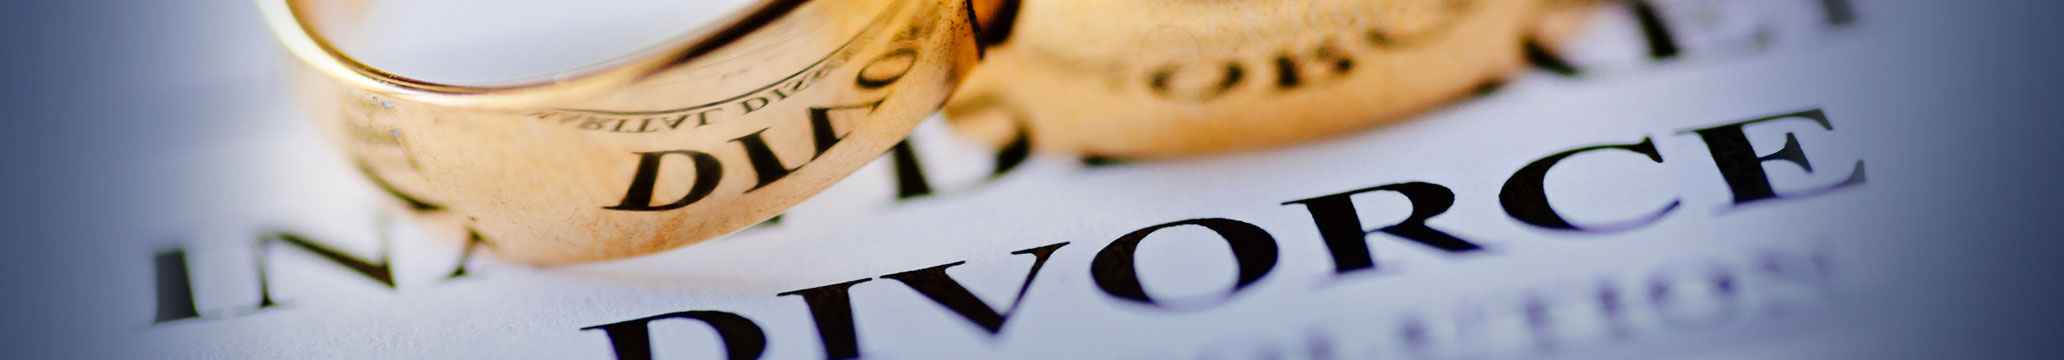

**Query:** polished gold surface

left=265, top=0, right=984, bottom=263
left=266, top=0, right=1597, bottom=264
left=945, top=0, right=1601, bottom=158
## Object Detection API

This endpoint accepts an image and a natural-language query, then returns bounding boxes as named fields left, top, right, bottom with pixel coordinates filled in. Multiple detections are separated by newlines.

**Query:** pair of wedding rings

left=263, top=0, right=1599, bottom=263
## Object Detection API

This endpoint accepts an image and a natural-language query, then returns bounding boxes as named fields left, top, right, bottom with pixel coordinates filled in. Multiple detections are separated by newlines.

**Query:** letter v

left=879, top=242, right=1069, bottom=334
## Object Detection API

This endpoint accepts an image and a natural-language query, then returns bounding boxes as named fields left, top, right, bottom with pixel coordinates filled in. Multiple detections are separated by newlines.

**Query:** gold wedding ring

left=266, top=0, right=1597, bottom=264
left=265, top=0, right=988, bottom=263
left=945, top=0, right=1600, bottom=158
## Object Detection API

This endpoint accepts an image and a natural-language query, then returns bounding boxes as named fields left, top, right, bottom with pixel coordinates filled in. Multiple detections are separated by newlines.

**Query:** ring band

left=945, top=0, right=1601, bottom=158
left=264, top=0, right=987, bottom=263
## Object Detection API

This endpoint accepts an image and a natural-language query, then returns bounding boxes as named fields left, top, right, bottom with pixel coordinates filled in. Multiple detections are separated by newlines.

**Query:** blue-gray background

left=2, top=0, right=2060, bottom=358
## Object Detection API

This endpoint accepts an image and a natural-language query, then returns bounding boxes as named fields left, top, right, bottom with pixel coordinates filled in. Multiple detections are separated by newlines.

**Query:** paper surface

left=52, top=0, right=2062, bottom=358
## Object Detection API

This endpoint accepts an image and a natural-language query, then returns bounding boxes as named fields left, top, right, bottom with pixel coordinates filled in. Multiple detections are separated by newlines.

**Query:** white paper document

left=49, top=0, right=2061, bottom=358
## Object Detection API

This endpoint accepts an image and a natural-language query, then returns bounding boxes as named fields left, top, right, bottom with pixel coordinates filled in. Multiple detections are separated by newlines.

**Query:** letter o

left=1091, top=218, right=1279, bottom=311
